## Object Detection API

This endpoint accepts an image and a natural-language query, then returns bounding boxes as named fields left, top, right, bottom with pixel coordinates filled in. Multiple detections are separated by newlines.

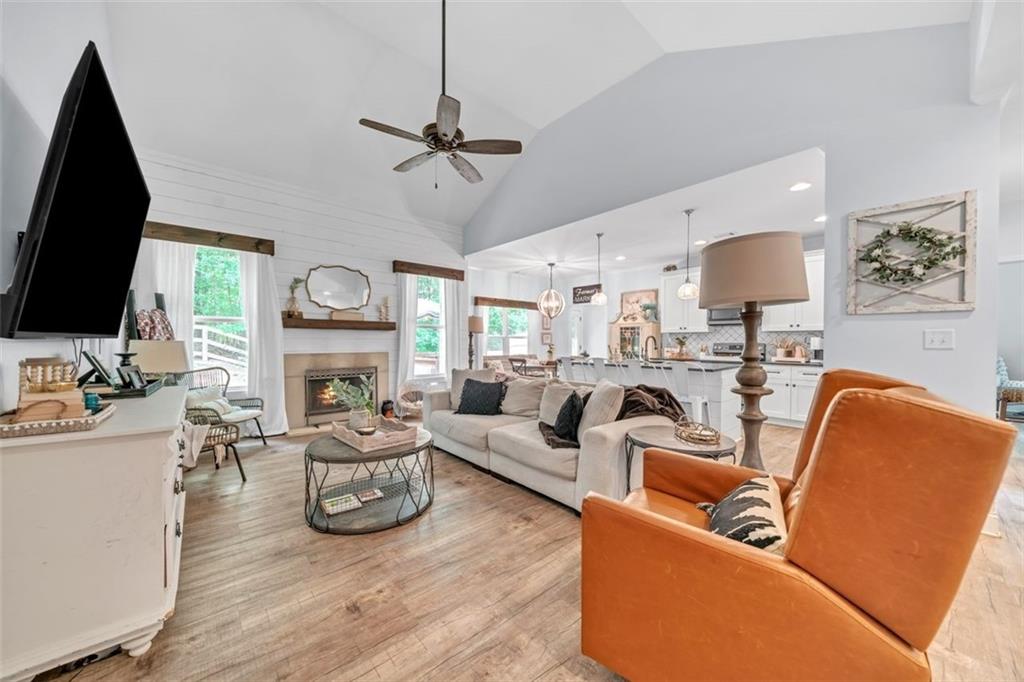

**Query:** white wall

left=999, top=199, right=1023, bottom=377
left=465, top=25, right=1002, bottom=414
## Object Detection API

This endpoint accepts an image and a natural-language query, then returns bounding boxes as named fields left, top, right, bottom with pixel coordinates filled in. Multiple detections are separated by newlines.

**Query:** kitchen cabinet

left=660, top=272, right=708, bottom=334
left=763, top=251, right=824, bottom=332
left=760, top=364, right=823, bottom=424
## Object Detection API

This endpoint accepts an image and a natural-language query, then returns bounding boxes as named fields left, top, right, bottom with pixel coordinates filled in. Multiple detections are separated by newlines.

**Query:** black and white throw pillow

left=698, top=475, right=788, bottom=555
left=456, top=378, right=505, bottom=416
left=552, top=391, right=584, bottom=445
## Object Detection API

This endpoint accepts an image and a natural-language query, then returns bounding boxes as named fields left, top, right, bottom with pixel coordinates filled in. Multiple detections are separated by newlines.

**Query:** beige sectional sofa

left=423, top=375, right=672, bottom=511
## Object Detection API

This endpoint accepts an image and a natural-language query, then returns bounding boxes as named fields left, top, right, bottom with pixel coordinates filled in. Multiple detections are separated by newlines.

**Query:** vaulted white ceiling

left=103, top=1, right=973, bottom=231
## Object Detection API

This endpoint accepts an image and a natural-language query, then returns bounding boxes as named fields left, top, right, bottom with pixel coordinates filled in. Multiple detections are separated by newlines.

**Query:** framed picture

left=117, top=364, right=147, bottom=390
left=847, top=190, right=975, bottom=314
left=620, top=289, right=659, bottom=323
left=541, top=332, right=553, bottom=345
left=541, top=315, right=551, bottom=331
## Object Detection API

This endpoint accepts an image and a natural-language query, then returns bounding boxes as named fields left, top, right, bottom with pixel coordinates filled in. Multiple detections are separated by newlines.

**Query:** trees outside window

left=484, top=307, right=529, bottom=356
left=193, top=246, right=248, bottom=388
left=414, top=275, right=446, bottom=377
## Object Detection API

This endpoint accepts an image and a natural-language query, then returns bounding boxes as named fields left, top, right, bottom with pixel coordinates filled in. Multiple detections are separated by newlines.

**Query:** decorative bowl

left=354, top=426, right=377, bottom=436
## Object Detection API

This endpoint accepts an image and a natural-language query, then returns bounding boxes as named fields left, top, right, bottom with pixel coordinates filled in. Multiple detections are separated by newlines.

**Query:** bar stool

left=670, top=362, right=710, bottom=425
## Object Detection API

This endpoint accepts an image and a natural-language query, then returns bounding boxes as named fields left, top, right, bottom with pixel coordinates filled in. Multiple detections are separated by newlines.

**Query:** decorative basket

left=332, top=416, right=418, bottom=452
left=674, top=416, right=721, bottom=446
left=0, top=403, right=116, bottom=439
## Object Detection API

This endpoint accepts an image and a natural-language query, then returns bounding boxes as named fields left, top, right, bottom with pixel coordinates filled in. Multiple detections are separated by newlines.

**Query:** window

left=485, top=307, right=529, bottom=356
left=414, top=275, right=446, bottom=377
left=193, top=246, right=248, bottom=389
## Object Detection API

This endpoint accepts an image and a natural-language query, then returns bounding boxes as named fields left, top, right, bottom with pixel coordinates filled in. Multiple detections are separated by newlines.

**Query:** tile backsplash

left=662, top=327, right=823, bottom=357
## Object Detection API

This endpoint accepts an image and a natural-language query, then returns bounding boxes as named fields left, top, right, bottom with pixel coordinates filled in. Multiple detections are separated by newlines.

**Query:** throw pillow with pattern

left=699, top=475, right=788, bottom=555
left=456, top=378, right=505, bottom=416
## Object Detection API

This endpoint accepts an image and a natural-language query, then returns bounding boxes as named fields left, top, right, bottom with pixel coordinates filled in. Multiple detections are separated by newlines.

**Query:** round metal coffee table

left=304, top=429, right=434, bottom=534
left=624, top=425, right=737, bottom=491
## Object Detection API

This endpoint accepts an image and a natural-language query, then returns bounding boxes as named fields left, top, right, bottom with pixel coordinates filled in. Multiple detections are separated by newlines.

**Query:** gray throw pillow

left=450, top=368, right=496, bottom=411
left=577, top=379, right=625, bottom=439
left=539, top=381, right=578, bottom=426
left=501, top=379, right=546, bottom=417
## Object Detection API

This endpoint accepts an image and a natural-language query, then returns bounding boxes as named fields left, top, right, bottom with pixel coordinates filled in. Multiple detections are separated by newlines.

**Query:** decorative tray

left=0, top=403, right=116, bottom=439
left=332, top=417, right=418, bottom=452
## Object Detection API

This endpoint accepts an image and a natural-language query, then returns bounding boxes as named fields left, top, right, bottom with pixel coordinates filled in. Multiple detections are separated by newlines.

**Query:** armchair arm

left=644, top=447, right=795, bottom=503
left=421, top=390, right=451, bottom=426
left=574, top=415, right=672, bottom=509
left=204, top=423, right=240, bottom=448
left=185, top=407, right=225, bottom=426
left=228, top=397, right=264, bottom=411
left=581, top=494, right=928, bottom=682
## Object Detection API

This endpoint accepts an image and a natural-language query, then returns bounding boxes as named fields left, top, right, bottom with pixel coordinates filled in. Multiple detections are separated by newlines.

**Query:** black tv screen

left=2, top=41, right=150, bottom=338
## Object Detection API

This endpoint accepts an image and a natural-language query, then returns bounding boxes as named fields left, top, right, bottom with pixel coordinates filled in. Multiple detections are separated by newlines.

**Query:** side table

left=624, top=425, right=737, bottom=492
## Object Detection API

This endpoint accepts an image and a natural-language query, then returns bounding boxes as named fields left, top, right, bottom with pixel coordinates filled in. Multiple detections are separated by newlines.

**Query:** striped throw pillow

left=698, top=475, right=788, bottom=555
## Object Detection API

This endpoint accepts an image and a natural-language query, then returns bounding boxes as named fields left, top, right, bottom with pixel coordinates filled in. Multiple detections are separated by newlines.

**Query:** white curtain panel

left=239, top=252, right=288, bottom=436
left=130, top=238, right=196, bottom=345
left=444, top=278, right=467, bottom=377
left=395, top=273, right=419, bottom=392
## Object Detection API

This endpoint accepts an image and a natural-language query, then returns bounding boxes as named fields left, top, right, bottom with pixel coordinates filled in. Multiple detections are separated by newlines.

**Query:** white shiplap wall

left=137, top=148, right=466, bottom=400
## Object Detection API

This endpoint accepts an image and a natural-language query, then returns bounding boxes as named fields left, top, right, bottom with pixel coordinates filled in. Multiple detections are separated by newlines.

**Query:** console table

left=0, top=386, right=188, bottom=681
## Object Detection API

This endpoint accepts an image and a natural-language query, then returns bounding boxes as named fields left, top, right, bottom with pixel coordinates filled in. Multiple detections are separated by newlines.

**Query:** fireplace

left=305, top=367, right=378, bottom=421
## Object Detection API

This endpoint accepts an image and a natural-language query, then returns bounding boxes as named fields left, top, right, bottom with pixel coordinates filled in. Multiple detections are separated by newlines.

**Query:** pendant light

left=591, top=232, right=608, bottom=306
left=537, top=262, right=565, bottom=319
left=677, top=208, right=700, bottom=300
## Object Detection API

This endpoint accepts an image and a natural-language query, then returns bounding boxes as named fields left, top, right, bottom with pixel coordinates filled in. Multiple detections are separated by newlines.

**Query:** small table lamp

left=699, top=231, right=809, bottom=469
left=468, top=315, right=485, bottom=368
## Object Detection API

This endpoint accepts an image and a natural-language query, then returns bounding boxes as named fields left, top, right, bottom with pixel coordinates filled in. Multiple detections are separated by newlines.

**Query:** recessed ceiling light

left=694, top=239, right=708, bottom=246
left=790, top=181, right=812, bottom=192
left=814, top=214, right=827, bottom=223
left=615, top=255, right=626, bottom=261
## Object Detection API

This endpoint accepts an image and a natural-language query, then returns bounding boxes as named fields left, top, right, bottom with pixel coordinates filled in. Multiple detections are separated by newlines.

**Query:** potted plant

left=329, top=375, right=375, bottom=429
left=285, top=277, right=305, bottom=318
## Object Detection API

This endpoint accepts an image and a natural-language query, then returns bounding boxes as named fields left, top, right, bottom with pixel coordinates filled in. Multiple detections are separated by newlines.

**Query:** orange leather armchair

left=581, top=369, right=1017, bottom=681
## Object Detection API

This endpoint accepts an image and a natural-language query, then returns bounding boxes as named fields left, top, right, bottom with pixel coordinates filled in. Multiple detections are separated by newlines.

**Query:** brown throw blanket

left=539, top=421, right=579, bottom=449
left=617, top=384, right=686, bottom=422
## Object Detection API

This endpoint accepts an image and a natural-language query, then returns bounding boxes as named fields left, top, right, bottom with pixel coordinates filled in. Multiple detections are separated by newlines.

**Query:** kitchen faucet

left=643, top=335, right=658, bottom=361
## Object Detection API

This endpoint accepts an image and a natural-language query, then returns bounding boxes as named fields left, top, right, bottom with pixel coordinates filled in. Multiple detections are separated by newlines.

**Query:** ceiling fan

left=358, top=0, right=522, bottom=185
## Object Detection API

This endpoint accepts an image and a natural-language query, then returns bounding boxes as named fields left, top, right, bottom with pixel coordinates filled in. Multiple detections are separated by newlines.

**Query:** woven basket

left=674, top=416, right=721, bottom=445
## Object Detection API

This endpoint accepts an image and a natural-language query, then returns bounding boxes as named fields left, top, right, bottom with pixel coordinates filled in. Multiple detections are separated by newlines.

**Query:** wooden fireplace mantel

left=281, top=317, right=397, bottom=331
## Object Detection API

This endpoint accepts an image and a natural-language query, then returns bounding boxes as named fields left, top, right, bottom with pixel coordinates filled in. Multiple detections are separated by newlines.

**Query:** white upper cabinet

left=762, top=251, right=824, bottom=332
left=660, top=272, right=708, bottom=333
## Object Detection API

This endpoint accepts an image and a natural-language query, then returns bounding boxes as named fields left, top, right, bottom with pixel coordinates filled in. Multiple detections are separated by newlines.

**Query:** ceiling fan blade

left=436, top=95, right=461, bottom=141
left=457, top=139, right=523, bottom=155
left=448, top=153, right=482, bottom=184
left=393, top=151, right=437, bottom=172
left=359, top=118, right=425, bottom=143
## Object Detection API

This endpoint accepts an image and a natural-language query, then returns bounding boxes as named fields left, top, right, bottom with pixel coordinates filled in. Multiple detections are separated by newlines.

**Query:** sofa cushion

left=539, top=381, right=577, bottom=426
left=450, top=368, right=496, bottom=411
left=488, top=420, right=580, bottom=481
left=428, top=410, right=530, bottom=451
left=577, top=379, right=624, bottom=439
left=456, top=378, right=505, bottom=416
left=501, top=378, right=546, bottom=417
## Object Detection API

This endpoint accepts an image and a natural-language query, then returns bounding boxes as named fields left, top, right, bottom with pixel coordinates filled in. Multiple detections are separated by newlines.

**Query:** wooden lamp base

left=731, top=301, right=771, bottom=470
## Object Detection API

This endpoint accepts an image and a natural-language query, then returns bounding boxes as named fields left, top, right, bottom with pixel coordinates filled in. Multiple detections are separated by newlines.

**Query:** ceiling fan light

left=677, top=279, right=700, bottom=301
left=537, top=289, right=565, bottom=319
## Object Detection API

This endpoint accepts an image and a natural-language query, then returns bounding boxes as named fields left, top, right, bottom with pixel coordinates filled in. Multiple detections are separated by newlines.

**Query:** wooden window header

left=143, top=221, right=275, bottom=256
left=392, top=260, right=465, bottom=282
left=473, top=296, right=538, bottom=311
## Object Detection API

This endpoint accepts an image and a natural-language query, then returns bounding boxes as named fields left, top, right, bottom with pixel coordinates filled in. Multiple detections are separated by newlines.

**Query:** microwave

left=707, top=307, right=743, bottom=325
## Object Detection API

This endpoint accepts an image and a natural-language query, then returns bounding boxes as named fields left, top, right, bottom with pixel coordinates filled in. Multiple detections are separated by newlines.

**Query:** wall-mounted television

left=1, top=41, right=150, bottom=338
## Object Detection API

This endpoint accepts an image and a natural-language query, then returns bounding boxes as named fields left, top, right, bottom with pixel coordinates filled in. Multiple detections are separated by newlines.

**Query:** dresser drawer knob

left=173, top=481, right=184, bottom=495
left=175, top=522, right=182, bottom=538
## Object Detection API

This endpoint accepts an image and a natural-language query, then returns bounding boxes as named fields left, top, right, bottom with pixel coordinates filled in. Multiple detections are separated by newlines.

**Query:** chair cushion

left=624, top=488, right=710, bottom=530
left=487, top=420, right=579, bottom=480
left=198, top=398, right=233, bottom=415
left=450, top=368, right=496, bottom=411
left=428, top=410, right=530, bottom=451
left=698, top=475, right=788, bottom=555
left=577, top=379, right=624, bottom=439
left=186, top=385, right=223, bottom=408
left=456, top=378, right=505, bottom=416
left=501, top=378, right=546, bottom=417
left=219, top=408, right=263, bottom=424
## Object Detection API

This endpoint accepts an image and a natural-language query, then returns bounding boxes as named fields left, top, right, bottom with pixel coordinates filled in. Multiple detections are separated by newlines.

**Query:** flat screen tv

left=1, top=41, right=150, bottom=338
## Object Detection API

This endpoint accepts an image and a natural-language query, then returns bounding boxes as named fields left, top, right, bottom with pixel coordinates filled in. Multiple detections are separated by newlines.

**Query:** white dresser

left=0, top=386, right=187, bottom=681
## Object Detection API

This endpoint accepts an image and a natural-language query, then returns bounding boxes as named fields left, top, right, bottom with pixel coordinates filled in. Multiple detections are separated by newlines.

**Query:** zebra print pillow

left=697, top=476, right=788, bottom=555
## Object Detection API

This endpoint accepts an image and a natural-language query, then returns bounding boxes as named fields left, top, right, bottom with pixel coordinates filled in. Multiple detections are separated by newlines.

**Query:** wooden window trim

left=392, top=260, right=465, bottom=282
left=473, top=296, right=538, bottom=311
left=143, top=221, right=275, bottom=256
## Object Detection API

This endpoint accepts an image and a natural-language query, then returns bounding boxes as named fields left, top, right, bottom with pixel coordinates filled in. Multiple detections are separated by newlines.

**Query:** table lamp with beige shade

left=467, top=315, right=485, bottom=368
left=699, top=231, right=809, bottom=469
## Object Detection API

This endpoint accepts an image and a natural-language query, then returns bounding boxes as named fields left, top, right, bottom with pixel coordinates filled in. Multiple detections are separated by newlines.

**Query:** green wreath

left=859, top=221, right=966, bottom=285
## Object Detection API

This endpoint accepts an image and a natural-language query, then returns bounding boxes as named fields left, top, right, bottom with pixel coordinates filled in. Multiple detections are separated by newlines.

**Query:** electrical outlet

left=923, top=329, right=955, bottom=350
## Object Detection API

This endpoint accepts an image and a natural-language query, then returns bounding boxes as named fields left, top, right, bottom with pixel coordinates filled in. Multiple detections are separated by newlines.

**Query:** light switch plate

left=923, top=329, right=955, bottom=350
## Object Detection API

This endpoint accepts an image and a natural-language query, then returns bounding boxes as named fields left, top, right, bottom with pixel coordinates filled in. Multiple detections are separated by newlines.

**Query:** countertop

left=571, top=358, right=824, bottom=372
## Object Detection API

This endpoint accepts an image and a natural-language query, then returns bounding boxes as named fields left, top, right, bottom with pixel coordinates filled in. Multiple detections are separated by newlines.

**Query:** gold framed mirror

left=305, top=265, right=371, bottom=311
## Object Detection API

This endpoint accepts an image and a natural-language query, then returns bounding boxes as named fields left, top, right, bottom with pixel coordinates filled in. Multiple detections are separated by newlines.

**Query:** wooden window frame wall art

left=847, top=190, right=976, bottom=315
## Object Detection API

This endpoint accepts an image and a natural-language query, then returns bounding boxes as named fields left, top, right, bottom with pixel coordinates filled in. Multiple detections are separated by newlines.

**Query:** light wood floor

left=43, top=425, right=1023, bottom=682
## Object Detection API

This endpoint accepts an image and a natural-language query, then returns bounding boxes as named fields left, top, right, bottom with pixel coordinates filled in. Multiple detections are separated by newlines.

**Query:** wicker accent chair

left=996, top=356, right=1024, bottom=422
left=184, top=409, right=246, bottom=482
left=175, top=367, right=268, bottom=445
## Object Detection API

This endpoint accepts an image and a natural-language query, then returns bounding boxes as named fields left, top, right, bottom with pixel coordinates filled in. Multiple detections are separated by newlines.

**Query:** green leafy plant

left=859, top=221, right=966, bottom=286
left=328, top=375, right=375, bottom=413
left=289, top=277, right=305, bottom=295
